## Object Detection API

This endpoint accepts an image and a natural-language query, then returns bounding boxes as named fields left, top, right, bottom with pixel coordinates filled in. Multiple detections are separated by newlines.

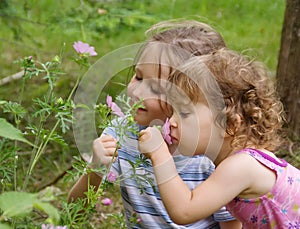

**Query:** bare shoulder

left=216, top=152, right=255, bottom=175
left=216, top=151, right=277, bottom=198
left=196, top=153, right=255, bottom=207
left=212, top=153, right=257, bottom=193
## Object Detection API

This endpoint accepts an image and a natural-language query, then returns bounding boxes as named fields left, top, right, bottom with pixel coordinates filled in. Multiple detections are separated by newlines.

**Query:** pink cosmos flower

left=162, top=118, right=172, bottom=145
left=106, top=95, right=125, bottom=117
left=107, top=171, right=117, bottom=182
left=73, top=41, right=98, bottom=56
left=101, top=197, right=113, bottom=206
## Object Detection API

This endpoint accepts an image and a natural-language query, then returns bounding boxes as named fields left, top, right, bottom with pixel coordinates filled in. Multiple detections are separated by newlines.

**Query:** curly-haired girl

left=138, top=48, right=300, bottom=228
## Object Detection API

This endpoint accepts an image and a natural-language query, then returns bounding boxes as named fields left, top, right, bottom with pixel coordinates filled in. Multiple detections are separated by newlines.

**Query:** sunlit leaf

left=0, top=191, right=37, bottom=217
left=0, top=118, right=34, bottom=146
left=0, top=191, right=60, bottom=224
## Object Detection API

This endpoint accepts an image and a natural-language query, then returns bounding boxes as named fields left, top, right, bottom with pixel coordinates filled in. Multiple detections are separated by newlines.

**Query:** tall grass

left=0, top=0, right=285, bottom=76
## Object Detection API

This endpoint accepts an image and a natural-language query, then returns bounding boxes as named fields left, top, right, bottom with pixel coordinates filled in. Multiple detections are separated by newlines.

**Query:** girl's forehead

left=168, top=86, right=192, bottom=106
left=135, top=62, right=171, bottom=79
left=138, top=42, right=186, bottom=67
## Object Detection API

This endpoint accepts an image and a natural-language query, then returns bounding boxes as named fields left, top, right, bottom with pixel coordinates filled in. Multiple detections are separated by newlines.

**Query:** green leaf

left=34, top=201, right=60, bottom=224
left=0, top=223, right=13, bottom=229
left=0, top=191, right=37, bottom=217
left=0, top=118, right=34, bottom=146
left=0, top=191, right=60, bottom=224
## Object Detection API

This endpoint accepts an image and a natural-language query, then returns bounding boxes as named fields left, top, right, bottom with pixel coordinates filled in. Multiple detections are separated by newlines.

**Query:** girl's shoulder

left=234, top=148, right=288, bottom=169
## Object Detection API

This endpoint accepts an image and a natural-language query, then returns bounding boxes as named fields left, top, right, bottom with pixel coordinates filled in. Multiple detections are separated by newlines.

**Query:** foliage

left=0, top=1, right=297, bottom=228
left=0, top=43, right=126, bottom=228
left=0, top=40, right=157, bottom=227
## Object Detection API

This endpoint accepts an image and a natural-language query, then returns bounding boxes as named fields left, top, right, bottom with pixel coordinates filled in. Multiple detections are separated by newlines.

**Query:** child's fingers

left=105, top=146, right=119, bottom=157
left=138, top=129, right=151, bottom=142
left=99, top=134, right=117, bottom=143
left=92, top=135, right=119, bottom=166
left=138, top=127, right=164, bottom=154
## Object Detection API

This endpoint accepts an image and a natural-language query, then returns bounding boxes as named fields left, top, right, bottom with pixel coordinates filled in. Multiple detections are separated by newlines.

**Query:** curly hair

left=169, top=48, right=285, bottom=151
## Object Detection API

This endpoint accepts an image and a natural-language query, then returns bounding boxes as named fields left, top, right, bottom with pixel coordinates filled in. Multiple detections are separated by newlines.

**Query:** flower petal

left=111, top=102, right=125, bottom=117
left=106, top=95, right=112, bottom=107
left=107, top=171, right=117, bottom=182
left=162, top=118, right=172, bottom=145
left=101, top=197, right=113, bottom=206
left=73, top=41, right=97, bottom=56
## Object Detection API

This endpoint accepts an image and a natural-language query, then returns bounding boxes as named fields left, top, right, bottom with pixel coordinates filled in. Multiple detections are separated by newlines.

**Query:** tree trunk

left=277, top=0, right=300, bottom=138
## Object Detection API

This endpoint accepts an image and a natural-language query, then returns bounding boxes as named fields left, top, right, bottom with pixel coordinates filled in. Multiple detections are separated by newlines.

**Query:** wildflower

left=106, top=95, right=125, bottom=117
left=41, top=224, right=67, bottom=229
left=130, top=212, right=142, bottom=224
left=73, top=41, right=97, bottom=56
left=162, top=118, right=172, bottom=145
left=107, top=171, right=117, bottom=182
left=101, top=197, right=113, bottom=206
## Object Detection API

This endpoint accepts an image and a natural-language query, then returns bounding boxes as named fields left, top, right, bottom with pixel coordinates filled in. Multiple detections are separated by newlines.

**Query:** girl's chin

left=171, top=137, right=179, bottom=144
left=133, top=114, right=149, bottom=126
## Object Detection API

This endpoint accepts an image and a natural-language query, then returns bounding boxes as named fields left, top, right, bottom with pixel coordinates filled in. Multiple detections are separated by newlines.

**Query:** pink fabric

left=226, top=148, right=300, bottom=228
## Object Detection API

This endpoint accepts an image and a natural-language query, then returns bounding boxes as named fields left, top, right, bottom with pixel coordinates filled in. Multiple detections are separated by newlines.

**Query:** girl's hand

left=91, top=135, right=118, bottom=167
left=138, top=127, right=167, bottom=159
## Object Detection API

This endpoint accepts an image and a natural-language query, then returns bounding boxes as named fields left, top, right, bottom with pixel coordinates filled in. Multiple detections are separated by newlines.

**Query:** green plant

left=0, top=40, right=157, bottom=227
left=0, top=42, right=99, bottom=228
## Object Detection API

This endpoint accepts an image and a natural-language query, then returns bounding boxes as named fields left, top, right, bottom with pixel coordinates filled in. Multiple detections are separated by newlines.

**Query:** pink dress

left=226, top=148, right=300, bottom=228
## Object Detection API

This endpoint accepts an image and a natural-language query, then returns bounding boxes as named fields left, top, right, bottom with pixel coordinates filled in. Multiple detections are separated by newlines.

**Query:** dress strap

left=240, top=148, right=288, bottom=167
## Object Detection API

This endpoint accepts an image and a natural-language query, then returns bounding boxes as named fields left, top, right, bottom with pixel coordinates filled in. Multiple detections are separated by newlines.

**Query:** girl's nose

left=128, top=80, right=142, bottom=99
left=169, top=113, right=178, bottom=128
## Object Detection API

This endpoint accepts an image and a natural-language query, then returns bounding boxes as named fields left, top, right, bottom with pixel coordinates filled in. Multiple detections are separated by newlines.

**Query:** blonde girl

left=69, top=21, right=241, bottom=228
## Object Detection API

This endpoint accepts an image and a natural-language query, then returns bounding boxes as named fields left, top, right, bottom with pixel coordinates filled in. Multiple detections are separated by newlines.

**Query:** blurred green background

left=1, top=0, right=285, bottom=79
left=0, top=1, right=288, bottom=227
left=0, top=0, right=287, bottom=180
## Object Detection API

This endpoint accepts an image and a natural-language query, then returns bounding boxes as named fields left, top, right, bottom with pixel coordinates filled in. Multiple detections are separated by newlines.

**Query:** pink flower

left=162, top=118, right=172, bottom=145
left=73, top=41, right=97, bottom=56
left=107, top=171, right=117, bottom=182
left=101, top=197, right=113, bottom=206
left=106, top=95, right=125, bottom=117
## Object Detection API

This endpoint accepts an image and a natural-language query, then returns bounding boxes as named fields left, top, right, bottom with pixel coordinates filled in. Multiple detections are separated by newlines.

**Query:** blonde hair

left=170, top=48, right=285, bottom=151
left=146, top=19, right=225, bottom=56
left=132, top=19, right=226, bottom=79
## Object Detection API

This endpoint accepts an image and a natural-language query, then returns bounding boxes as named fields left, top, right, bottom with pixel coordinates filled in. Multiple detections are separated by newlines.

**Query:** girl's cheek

left=127, top=81, right=141, bottom=98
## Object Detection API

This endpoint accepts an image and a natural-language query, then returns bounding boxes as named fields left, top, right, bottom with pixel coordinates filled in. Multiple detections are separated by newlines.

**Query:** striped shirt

left=103, top=120, right=234, bottom=228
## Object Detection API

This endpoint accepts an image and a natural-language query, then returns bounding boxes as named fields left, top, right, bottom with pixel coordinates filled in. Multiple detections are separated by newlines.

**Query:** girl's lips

left=171, top=135, right=178, bottom=143
left=137, top=107, right=147, bottom=112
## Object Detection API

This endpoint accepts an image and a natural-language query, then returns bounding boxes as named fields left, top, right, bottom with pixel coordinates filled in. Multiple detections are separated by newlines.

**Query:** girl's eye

left=135, top=75, right=142, bottom=81
left=150, top=85, right=161, bottom=94
left=179, top=112, right=190, bottom=118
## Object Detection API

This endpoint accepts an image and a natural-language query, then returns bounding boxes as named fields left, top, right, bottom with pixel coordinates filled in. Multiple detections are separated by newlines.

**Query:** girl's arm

left=139, top=127, right=250, bottom=225
left=219, top=220, right=242, bottom=229
left=68, top=135, right=117, bottom=202
left=68, top=172, right=102, bottom=202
